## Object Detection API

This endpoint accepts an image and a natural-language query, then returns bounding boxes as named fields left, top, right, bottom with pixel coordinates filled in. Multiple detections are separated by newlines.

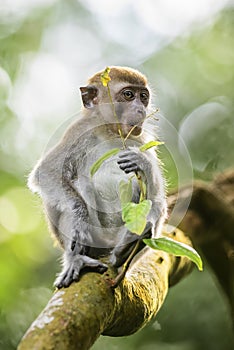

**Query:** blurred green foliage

left=0, top=1, right=233, bottom=349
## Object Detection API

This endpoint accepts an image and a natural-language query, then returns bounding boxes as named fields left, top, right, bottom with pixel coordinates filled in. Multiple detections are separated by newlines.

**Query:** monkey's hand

left=117, top=147, right=152, bottom=176
left=55, top=251, right=108, bottom=289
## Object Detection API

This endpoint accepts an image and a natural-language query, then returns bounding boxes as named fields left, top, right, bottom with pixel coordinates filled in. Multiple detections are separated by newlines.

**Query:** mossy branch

left=18, top=228, right=193, bottom=350
left=18, top=169, right=234, bottom=349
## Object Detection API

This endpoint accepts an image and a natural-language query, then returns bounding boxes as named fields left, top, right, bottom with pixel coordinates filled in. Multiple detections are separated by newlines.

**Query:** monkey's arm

left=110, top=147, right=167, bottom=268
left=117, top=147, right=167, bottom=231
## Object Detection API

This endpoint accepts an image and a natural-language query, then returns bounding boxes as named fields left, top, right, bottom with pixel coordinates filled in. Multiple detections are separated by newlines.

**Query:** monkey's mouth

left=123, top=123, right=143, bottom=137
left=110, top=123, right=143, bottom=137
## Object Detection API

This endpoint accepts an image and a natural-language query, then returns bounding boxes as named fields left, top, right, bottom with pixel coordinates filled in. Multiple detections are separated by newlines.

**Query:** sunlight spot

left=0, top=187, right=42, bottom=234
left=0, top=196, right=19, bottom=233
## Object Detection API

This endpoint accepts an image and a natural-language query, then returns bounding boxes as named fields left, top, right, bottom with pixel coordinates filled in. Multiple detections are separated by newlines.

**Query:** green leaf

left=122, top=200, right=152, bottom=235
left=139, top=140, right=164, bottom=152
left=90, top=148, right=120, bottom=177
left=100, top=67, right=111, bottom=87
left=119, top=179, right=133, bottom=207
left=143, top=236, right=203, bottom=271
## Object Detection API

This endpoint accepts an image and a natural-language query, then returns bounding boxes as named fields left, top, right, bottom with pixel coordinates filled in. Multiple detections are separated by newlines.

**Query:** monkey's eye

left=140, top=91, right=149, bottom=103
left=123, top=90, right=135, bottom=101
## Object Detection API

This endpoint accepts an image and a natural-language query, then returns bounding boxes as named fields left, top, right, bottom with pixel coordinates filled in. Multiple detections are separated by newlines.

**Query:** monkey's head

left=80, top=66, right=150, bottom=137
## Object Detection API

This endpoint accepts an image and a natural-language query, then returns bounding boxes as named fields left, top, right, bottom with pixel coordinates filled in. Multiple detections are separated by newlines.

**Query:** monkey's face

left=114, top=85, right=150, bottom=136
left=80, top=82, right=150, bottom=137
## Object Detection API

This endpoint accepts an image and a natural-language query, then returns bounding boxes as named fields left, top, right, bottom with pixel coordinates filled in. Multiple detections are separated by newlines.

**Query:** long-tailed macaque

left=28, top=66, right=167, bottom=288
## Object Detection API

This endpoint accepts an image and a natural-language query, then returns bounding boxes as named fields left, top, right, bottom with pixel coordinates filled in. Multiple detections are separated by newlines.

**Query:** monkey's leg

left=56, top=222, right=108, bottom=289
left=109, top=223, right=152, bottom=268
left=45, top=203, right=108, bottom=289
left=109, top=226, right=151, bottom=288
left=111, top=240, right=143, bottom=288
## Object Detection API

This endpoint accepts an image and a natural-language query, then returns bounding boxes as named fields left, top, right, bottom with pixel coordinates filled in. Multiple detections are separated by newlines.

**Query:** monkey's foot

left=110, top=226, right=152, bottom=268
left=54, top=255, right=108, bottom=289
left=109, top=240, right=137, bottom=268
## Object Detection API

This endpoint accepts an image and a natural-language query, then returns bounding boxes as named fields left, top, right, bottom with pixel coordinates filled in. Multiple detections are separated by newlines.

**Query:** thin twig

left=111, top=240, right=141, bottom=288
left=106, top=84, right=126, bottom=149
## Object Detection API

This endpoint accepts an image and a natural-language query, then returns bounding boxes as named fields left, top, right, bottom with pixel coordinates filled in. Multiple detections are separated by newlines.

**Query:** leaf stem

left=123, top=108, right=160, bottom=143
left=145, top=108, right=160, bottom=120
left=135, top=172, right=146, bottom=202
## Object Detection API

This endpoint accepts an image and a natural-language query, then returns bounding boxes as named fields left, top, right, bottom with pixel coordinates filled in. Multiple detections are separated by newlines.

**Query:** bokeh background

left=0, top=1, right=234, bottom=349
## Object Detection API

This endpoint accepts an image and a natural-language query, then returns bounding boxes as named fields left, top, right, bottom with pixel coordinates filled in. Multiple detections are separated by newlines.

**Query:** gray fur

left=28, top=77, right=167, bottom=288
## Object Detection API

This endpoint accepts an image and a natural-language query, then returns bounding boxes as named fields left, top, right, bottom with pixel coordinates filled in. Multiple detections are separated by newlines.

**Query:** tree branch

left=18, top=229, right=193, bottom=350
left=168, top=169, right=234, bottom=321
left=18, top=169, right=234, bottom=349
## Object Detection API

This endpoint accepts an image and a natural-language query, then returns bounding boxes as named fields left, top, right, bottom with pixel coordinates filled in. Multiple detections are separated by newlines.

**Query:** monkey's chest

left=92, top=157, right=136, bottom=228
left=78, top=153, right=138, bottom=228
left=92, top=156, right=130, bottom=207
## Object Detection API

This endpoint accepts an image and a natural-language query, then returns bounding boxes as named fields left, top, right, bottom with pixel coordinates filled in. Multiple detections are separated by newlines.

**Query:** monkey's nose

left=137, top=109, right=144, bottom=115
left=136, top=108, right=146, bottom=118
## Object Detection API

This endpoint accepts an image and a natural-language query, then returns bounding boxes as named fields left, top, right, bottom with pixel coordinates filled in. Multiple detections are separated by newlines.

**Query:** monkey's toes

left=96, top=264, right=108, bottom=274
left=54, top=260, right=108, bottom=289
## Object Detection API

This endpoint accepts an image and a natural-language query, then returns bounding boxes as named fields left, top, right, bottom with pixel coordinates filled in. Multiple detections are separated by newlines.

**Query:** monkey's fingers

left=119, top=165, right=138, bottom=174
left=82, top=255, right=108, bottom=273
left=54, top=259, right=83, bottom=289
left=55, top=256, right=108, bottom=289
left=118, top=161, right=139, bottom=174
left=118, top=152, right=142, bottom=173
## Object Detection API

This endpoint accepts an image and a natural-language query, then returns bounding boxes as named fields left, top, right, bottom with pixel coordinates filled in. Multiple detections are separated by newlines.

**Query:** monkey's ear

left=80, top=85, right=98, bottom=108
